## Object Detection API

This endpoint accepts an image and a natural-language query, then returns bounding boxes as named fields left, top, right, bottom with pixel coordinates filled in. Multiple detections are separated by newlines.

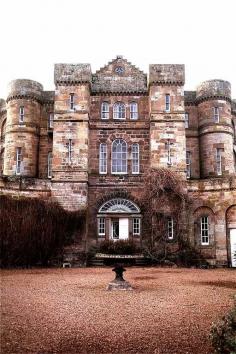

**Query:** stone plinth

left=106, top=279, right=133, bottom=291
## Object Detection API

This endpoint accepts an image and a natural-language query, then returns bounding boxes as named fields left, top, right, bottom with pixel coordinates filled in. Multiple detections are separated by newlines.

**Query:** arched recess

left=226, top=205, right=236, bottom=267
left=193, top=206, right=215, bottom=259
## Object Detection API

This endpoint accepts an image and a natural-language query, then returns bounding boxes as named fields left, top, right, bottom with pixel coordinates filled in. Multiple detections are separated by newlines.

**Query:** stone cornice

left=91, top=90, right=148, bottom=96
left=149, top=80, right=184, bottom=86
left=195, top=95, right=231, bottom=105
left=6, top=94, right=42, bottom=104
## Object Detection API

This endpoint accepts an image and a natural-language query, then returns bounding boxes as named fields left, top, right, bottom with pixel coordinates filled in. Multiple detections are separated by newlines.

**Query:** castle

left=0, top=56, right=236, bottom=266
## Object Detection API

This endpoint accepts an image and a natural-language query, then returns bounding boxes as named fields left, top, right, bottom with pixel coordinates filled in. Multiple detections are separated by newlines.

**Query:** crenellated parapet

left=196, top=80, right=231, bottom=103
left=149, top=64, right=185, bottom=86
left=54, top=64, right=92, bottom=85
left=7, top=79, right=43, bottom=103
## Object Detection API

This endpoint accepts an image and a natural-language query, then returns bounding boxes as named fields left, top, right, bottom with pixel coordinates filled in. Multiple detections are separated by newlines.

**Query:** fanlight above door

left=99, top=198, right=140, bottom=213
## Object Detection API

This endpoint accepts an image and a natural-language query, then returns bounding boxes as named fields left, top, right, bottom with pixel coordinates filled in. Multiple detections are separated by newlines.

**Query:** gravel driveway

left=1, top=267, right=236, bottom=354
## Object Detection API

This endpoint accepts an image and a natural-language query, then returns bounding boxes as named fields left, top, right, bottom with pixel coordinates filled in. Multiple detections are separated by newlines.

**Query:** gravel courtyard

left=1, top=267, right=236, bottom=354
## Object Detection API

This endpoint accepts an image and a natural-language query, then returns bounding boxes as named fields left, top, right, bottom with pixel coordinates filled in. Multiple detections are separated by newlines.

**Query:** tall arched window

left=132, top=143, right=139, bottom=174
left=101, top=102, right=109, bottom=119
left=130, top=102, right=138, bottom=119
left=113, top=102, right=126, bottom=119
left=112, top=139, right=127, bottom=174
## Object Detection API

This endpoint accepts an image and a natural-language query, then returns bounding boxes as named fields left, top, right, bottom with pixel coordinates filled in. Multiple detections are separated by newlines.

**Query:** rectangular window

left=167, top=217, right=174, bottom=239
left=186, top=151, right=191, bottom=179
left=69, top=93, right=75, bottom=110
left=133, top=218, right=140, bottom=236
left=101, top=102, right=109, bottom=119
left=48, top=113, right=54, bottom=129
left=99, top=143, right=107, bottom=174
left=98, top=218, right=105, bottom=236
left=68, top=139, right=72, bottom=164
left=216, top=148, right=223, bottom=175
left=16, top=147, right=22, bottom=175
left=132, top=143, right=139, bottom=174
left=201, top=216, right=209, bottom=245
left=213, top=107, right=220, bottom=123
left=19, top=106, right=24, bottom=123
left=130, top=102, right=138, bottom=119
left=185, top=113, right=189, bottom=128
left=165, top=94, right=170, bottom=112
left=166, top=139, right=172, bottom=165
left=47, top=152, right=52, bottom=178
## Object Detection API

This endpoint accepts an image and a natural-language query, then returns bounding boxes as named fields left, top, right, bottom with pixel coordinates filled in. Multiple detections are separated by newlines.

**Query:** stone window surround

left=98, top=140, right=140, bottom=175
left=100, top=101, right=139, bottom=120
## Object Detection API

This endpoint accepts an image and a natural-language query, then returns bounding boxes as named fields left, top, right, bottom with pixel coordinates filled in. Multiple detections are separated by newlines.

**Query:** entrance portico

left=97, top=198, right=141, bottom=241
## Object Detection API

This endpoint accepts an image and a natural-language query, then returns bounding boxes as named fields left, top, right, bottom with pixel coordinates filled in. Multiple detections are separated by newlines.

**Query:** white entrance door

left=119, top=218, right=129, bottom=240
left=230, top=229, right=236, bottom=267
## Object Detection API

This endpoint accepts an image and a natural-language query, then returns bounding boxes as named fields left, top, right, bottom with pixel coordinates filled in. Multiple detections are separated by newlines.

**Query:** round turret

left=7, top=79, right=43, bottom=102
left=3, top=79, right=43, bottom=177
left=197, top=80, right=234, bottom=178
left=196, top=80, right=231, bottom=102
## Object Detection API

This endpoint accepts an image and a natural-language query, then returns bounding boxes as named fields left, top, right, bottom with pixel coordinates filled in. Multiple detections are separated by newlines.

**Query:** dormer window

left=165, top=94, right=170, bottom=112
left=113, top=102, right=125, bottom=120
left=213, top=107, right=220, bottom=123
left=69, top=93, right=75, bottom=110
left=101, top=102, right=109, bottom=119
left=130, top=102, right=138, bottom=119
left=19, top=106, right=24, bottom=123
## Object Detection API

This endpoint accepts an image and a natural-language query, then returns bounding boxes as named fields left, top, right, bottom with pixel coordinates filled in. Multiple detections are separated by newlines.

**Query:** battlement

left=54, top=64, right=92, bottom=85
left=7, top=79, right=43, bottom=102
left=149, top=64, right=185, bottom=85
left=196, top=80, right=231, bottom=102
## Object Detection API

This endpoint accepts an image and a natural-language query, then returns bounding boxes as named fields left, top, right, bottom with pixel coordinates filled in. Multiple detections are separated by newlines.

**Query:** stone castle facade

left=0, top=56, right=236, bottom=266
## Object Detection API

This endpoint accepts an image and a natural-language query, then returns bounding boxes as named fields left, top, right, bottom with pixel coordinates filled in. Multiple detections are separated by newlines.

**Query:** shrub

left=0, top=195, right=85, bottom=267
left=98, top=240, right=140, bottom=255
left=210, top=298, right=236, bottom=354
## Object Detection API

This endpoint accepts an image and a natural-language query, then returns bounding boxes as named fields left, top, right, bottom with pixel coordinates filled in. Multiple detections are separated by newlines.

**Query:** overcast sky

left=0, top=0, right=235, bottom=98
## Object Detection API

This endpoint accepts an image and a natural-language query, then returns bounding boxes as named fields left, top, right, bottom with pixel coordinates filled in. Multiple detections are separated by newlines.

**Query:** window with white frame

left=186, top=151, right=191, bottom=179
left=47, top=152, right=52, bottom=178
left=98, top=217, right=105, bottom=236
left=130, top=102, right=138, bottom=119
left=16, top=147, right=22, bottom=175
left=132, top=143, right=139, bottom=174
left=101, top=102, right=109, bottom=119
left=201, top=216, right=209, bottom=245
left=111, top=139, right=127, bottom=174
left=133, top=217, right=140, bottom=236
left=19, top=106, right=24, bottom=123
left=48, top=113, right=54, bottom=129
left=213, top=107, right=220, bottom=123
left=166, top=139, right=173, bottom=165
left=167, top=217, right=174, bottom=239
left=69, top=93, right=75, bottom=110
left=113, top=102, right=126, bottom=119
left=67, top=139, right=73, bottom=164
left=216, top=148, right=223, bottom=175
left=99, top=143, right=107, bottom=174
left=185, top=113, right=189, bottom=128
left=165, top=94, right=170, bottom=112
